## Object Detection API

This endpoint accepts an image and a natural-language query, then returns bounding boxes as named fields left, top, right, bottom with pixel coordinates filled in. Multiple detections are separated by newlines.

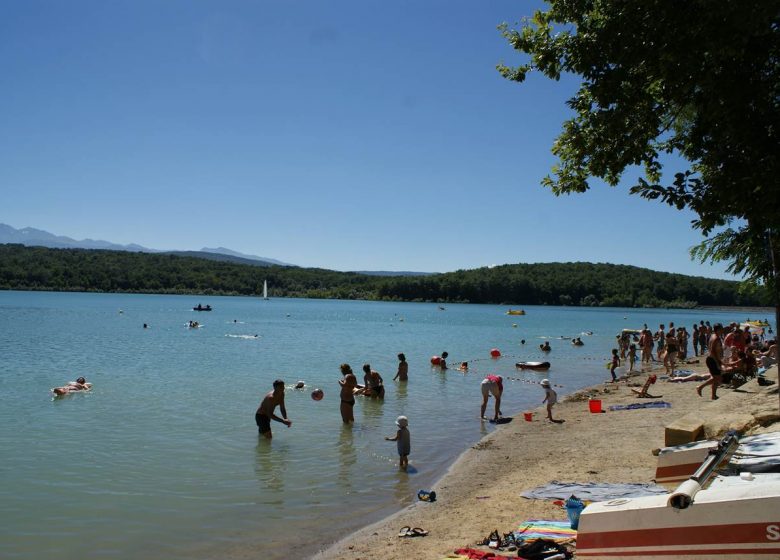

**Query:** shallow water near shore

left=0, top=291, right=761, bottom=559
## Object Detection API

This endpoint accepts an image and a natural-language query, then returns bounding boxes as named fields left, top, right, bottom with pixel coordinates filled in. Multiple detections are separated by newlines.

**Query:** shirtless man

left=255, top=379, right=292, bottom=439
left=338, top=364, right=357, bottom=424
left=697, top=323, right=724, bottom=400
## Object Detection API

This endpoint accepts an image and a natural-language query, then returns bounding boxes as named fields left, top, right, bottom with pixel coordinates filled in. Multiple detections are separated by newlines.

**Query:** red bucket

left=523, top=412, right=533, bottom=422
left=589, top=399, right=602, bottom=413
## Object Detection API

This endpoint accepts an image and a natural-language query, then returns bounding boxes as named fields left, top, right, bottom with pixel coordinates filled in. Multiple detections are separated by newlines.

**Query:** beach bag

left=564, top=495, right=585, bottom=529
left=515, top=538, right=571, bottom=559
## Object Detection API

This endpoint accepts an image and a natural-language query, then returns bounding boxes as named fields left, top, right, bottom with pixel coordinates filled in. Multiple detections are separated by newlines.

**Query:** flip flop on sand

left=398, top=526, right=412, bottom=537
left=411, top=527, right=429, bottom=537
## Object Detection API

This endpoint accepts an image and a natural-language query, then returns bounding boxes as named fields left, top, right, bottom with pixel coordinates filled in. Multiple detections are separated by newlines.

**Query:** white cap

left=541, top=379, right=551, bottom=387
left=396, top=415, right=408, bottom=427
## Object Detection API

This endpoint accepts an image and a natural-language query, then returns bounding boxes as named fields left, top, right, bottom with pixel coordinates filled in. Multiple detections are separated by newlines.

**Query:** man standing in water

left=255, top=379, right=292, bottom=439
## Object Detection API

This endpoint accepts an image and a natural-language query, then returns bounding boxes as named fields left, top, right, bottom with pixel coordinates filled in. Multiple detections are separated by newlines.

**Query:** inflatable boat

left=515, top=361, right=551, bottom=371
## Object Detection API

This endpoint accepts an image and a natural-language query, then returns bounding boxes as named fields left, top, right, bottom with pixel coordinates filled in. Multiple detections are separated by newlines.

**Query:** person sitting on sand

left=52, top=376, right=91, bottom=396
left=338, top=364, right=357, bottom=423
left=393, top=353, right=408, bottom=382
left=480, top=374, right=503, bottom=421
left=255, top=379, right=292, bottom=439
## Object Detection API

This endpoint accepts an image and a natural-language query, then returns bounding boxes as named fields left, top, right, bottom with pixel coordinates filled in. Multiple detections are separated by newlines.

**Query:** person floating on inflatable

left=52, top=376, right=91, bottom=396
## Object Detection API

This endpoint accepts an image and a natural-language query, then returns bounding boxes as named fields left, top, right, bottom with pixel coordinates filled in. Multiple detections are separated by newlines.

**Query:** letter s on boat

left=767, top=525, right=780, bottom=541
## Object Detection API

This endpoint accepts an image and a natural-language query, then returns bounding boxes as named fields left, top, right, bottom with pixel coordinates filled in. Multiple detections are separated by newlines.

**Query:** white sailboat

left=263, top=280, right=269, bottom=300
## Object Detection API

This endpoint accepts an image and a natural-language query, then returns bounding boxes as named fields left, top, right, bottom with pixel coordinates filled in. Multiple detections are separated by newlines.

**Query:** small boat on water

left=506, top=309, right=525, bottom=315
left=515, top=361, right=550, bottom=371
left=193, top=304, right=212, bottom=312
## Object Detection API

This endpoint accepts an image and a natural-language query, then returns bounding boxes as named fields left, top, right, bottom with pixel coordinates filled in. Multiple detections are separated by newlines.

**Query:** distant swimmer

left=294, top=381, right=305, bottom=389
left=143, top=323, right=148, bottom=329
left=255, top=379, right=292, bottom=439
left=572, top=337, right=584, bottom=346
left=439, top=351, right=449, bottom=370
left=458, top=361, right=469, bottom=371
left=540, top=341, right=551, bottom=352
left=52, top=376, right=91, bottom=396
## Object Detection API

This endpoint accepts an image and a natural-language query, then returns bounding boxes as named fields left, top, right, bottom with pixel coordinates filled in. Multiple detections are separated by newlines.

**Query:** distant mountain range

left=0, top=223, right=432, bottom=276
left=0, top=223, right=288, bottom=267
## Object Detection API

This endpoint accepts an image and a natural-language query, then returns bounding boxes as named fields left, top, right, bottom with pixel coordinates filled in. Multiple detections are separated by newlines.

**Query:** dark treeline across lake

left=0, top=244, right=768, bottom=307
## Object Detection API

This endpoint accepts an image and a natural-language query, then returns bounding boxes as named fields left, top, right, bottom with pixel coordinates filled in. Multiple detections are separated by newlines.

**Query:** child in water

left=385, top=415, right=410, bottom=471
left=610, top=348, right=620, bottom=382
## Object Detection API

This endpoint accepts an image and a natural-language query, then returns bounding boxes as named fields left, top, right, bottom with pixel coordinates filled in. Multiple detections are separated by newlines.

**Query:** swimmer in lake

left=52, top=376, right=91, bottom=396
left=393, top=353, right=408, bottom=382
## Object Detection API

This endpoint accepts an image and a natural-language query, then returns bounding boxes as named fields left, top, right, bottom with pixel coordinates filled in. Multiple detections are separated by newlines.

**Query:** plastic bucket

left=566, top=497, right=586, bottom=529
left=588, top=399, right=602, bottom=413
left=523, top=412, right=533, bottom=422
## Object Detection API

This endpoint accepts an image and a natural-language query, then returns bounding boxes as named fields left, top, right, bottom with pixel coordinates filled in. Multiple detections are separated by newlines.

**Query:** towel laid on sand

left=521, top=481, right=668, bottom=502
left=514, top=519, right=577, bottom=543
left=609, top=401, right=671, bottom=411
left=447, top=549, right=516, bottom=560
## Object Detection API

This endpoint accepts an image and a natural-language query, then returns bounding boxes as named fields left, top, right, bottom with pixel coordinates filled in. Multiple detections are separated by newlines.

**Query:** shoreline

left=311, top=360, right=778, bottom=559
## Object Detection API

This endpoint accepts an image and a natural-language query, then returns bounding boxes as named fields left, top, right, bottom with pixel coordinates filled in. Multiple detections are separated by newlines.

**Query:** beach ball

left=490, top=348, right=501, bottom=358
left=430, top=356, right=441, bottom=365
left=311, top=389, right=324, bottom=401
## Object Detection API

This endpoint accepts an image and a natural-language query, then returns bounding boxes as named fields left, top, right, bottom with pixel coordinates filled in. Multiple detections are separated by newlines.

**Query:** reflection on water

left=255, top=438, right=289, bottom=496
left=338, top=426, right=356, bottom=492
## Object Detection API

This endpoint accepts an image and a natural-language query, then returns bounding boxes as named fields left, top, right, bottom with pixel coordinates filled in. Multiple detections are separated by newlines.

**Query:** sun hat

left=541, top=379, right=551, bottom=387
left=396, top=415, right=409, bottom=427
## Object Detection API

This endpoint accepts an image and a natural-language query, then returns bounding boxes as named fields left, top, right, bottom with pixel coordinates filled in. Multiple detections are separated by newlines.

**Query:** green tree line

left=0, top=244, right=768, bottom=307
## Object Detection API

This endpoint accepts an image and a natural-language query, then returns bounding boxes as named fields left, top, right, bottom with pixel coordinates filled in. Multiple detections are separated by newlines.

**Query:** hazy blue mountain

left=0, top=223, right=285, bottom=267
left=352, top=270, right=434, bottom=277
left=0, top=223, right=431, bottom=275
left=0, top=223, right=151, bottom=252
left=201, top=247, right=290, bottom=266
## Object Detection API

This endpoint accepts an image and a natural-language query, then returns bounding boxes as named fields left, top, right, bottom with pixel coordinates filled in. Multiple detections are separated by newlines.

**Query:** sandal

left=398, top=526, right=412, bottom=537
left=411, top=527, right=429, bottom=537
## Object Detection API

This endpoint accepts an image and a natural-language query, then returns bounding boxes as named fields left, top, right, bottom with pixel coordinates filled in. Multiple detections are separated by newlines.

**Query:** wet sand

left=312, top=360, right=779, bottom=559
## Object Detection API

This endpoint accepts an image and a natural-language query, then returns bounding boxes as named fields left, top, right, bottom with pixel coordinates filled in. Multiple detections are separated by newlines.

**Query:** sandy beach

left=313, top=360, right=779, bottom=559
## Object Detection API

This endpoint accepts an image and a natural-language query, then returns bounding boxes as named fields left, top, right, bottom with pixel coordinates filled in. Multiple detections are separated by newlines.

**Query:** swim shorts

left=255, top=413, right=272, bottom=434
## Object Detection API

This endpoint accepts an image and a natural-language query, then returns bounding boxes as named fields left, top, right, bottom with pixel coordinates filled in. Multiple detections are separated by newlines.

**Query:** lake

left=0, top=291, right=758, bottom=559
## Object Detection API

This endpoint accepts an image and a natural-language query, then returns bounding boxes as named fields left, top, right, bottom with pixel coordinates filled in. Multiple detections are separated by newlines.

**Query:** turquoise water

left=0, top=291, right=761, bottom=559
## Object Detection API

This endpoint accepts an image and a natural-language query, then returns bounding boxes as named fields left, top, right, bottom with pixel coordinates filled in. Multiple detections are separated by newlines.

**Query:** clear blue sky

left=1, top=0, right=735, bottom=279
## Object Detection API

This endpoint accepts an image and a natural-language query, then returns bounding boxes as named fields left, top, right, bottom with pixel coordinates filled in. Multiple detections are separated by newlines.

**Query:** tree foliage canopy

left=498, top=0, right=780, bottom=318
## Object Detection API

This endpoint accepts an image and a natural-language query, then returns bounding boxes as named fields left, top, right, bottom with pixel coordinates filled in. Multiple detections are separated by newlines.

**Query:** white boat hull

left=576, top=475, right=780, bottom=559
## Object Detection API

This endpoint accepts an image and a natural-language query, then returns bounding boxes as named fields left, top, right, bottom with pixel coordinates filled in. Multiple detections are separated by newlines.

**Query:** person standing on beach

left=541, top=379, right=558, bottom=421
left=480, top=374, right=503, bottom=421
left=655, top=324, right=666, bottom=361
left=697, top=323, right=724, bottom=399
left=393, top=353, right=408, bottom=382
left=628, top=344, right=637, bottom=372
left=338, top=364, right=357, bottom=423
left=255, top=379, right=292, bottom=439
left=692, top=324, right=700, bottom=356
left=610, top=348, right=620, bottom=382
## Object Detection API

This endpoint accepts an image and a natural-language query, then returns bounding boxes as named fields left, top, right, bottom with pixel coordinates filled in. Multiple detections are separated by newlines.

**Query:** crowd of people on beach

left=611, top=319, right=776, bottom=401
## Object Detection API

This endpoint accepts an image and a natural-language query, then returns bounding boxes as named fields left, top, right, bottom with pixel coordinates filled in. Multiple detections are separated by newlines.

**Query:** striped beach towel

left=514, top=519, right=577, bottom=542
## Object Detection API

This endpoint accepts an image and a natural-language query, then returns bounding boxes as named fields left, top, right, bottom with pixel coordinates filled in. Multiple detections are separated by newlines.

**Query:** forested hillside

left=0, top=244, right=768, bottom=307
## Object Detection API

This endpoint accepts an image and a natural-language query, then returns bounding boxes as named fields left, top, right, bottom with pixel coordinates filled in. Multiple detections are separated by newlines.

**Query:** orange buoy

left=490, top=348, right=501, bottom=358
left=430, top=356, right=441, bottom=365
left=311, top=388, right=324, bottom=401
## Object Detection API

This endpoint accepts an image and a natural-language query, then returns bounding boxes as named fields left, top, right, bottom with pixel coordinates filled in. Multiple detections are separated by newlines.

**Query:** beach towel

left=448, top=549, right=516, bottom=560
left=513, top=519, right=577, bottom=543
left=521, top=481, right=668, bottom=502
left=608, top=401, right=671, bottom=411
